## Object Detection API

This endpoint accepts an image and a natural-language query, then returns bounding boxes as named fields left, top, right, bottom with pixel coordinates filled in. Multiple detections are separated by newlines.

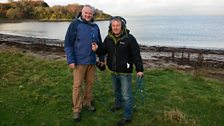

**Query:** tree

left=6, top=8, right=23, bottom=19
left=0, top=9, right=7, bottom=18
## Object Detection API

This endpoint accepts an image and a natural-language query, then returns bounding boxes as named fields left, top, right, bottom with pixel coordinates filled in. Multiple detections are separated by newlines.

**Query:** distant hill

left=0, top=1, right=111, bottom=20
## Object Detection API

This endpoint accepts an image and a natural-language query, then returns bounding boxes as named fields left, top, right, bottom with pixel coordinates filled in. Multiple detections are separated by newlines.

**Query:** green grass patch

left=0, top=52, right=224, bottom=126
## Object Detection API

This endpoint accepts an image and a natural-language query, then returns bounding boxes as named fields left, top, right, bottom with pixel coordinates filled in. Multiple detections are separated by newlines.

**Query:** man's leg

left=83, top=65, right=96, bottom=109
left=120, top=74, right=133, bottom=120
left=110, top=73, right=122, bottom=111
left=72, top=65, right=87, bottom=113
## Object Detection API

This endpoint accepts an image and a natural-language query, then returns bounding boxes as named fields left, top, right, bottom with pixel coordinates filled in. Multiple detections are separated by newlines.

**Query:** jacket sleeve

left=64, top=20, right=77, bottom=64
left=129, top=34, right=144, bottom=72
left=96, top=36, right=108, bottom=59
left=96, top=26, right=105, bottom=62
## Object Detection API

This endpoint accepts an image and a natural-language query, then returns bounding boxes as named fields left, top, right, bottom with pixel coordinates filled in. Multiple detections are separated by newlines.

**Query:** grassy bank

left=0, top=52, right=224, bottom=126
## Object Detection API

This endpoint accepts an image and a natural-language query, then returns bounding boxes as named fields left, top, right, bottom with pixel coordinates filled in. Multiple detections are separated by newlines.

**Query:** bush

left=6, top=8, right=23, bottom=19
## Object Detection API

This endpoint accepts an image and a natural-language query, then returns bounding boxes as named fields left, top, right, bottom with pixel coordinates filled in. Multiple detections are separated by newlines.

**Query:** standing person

left=93, top=16, right=144, bottom=126
left=64, top=4, right=103, bottom=122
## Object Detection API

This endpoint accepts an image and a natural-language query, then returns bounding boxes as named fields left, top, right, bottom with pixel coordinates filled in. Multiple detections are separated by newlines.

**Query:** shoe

left=110, top=105, right=122, bottom=112
left=117, top=118, right=131, bottom=126
left=84, top=104, right=96, bottom=112
left=73, top=112, right=80, bottom=122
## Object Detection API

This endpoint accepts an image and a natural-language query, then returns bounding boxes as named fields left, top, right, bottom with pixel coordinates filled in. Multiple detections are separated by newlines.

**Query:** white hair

left=82, top=4, right=95, bottom=13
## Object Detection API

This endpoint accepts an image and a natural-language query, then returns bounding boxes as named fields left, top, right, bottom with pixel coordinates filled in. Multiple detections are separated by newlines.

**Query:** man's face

left=111, top=20, right=122, bottom=36
left=81, top=7, right=94, bottom=21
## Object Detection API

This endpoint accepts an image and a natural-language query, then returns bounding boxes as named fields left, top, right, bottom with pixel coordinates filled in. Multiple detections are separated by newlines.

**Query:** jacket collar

left=78, top=16, right=95, bottom=25
left=107, top=28, right=130, bottom=44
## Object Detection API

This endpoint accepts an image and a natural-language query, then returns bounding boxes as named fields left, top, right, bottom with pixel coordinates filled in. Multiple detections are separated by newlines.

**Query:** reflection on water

left=0, top=22, right=70, bottom=40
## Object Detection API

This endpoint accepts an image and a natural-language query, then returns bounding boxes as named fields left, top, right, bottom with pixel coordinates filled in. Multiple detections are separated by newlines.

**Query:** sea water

left=0, top=16, right=224, bottom=49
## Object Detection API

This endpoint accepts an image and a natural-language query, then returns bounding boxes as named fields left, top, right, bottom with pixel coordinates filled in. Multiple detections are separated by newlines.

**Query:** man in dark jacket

left=64, top=4, right=103, bottom=122
left=93, top=16, right=144, bottom=126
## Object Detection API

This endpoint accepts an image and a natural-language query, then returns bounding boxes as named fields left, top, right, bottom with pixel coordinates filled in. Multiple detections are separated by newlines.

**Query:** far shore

left=0, top=19, right=73, bottom=23
left=0, top=18, right=110, bottom=23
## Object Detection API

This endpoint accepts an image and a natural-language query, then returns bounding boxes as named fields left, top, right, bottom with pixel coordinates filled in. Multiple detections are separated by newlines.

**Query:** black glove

left=96, top=62, right=106, bottom=71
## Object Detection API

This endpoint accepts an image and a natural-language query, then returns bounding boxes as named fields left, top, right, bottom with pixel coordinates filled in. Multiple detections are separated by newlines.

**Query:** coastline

left=1, top=33, right=224, bottom=64
left=0, top=18, right=110, bottom=23
left=1, top=33, right=224, bottom=81
left=1, top=33, right=224, bottom=67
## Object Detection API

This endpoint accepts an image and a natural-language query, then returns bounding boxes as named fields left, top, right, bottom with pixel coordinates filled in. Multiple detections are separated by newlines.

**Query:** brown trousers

left=72, top=65, right=96, bottom=112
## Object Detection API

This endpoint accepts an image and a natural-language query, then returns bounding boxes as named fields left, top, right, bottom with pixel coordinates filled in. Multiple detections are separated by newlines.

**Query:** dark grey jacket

left=97, top=30, right=144, bottom=73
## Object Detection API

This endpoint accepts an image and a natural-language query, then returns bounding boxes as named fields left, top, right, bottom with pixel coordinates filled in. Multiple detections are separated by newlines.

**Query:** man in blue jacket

left=64, top=4, right=103, bottom=122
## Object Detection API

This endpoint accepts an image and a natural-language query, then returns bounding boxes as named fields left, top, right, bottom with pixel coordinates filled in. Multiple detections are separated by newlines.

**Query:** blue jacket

left=64, top=18, right=103, bottom=65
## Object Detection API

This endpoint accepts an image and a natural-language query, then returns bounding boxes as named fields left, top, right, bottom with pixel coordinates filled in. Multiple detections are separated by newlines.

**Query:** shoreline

left=0, top=18, right=110, bottom=23
left=1, top=33, right=224, bottom=68
left=1, top=33, right=224, bottom=82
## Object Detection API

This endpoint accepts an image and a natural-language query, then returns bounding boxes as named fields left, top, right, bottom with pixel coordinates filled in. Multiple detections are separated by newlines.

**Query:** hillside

left=0, top=1, right=111, bottom=20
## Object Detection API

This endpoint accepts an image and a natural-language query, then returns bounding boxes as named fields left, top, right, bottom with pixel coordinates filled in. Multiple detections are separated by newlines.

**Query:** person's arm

left=95, top=36, right=109, bottom=56
left=96, top=26, right=105, bottom=62
left=129, top=34, right=144, bottom=77
left=64, top=20, right=78, bottom=65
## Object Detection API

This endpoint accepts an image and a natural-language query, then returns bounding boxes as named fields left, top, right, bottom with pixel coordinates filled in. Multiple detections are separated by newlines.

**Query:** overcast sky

left=1, top=0, right=224, bottom=16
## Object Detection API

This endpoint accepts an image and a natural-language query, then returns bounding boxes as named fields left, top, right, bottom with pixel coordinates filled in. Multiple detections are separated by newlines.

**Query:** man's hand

left=137, top=72, right=144, bottom=78
left=96, top=61, right=106, bottom=71
left=92, top=42, right=98, bottom=52
left=69, top=63, right=75, bottom=69
left=97, top=61, right=105, bottom=67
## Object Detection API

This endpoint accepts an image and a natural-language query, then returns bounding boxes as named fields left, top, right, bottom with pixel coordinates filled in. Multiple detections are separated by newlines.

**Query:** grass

left=0, top=51, right=224, bottom=126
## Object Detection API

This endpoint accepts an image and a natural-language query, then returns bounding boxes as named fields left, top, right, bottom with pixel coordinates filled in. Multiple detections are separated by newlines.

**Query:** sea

left=0, top=16, right=224, bottom=49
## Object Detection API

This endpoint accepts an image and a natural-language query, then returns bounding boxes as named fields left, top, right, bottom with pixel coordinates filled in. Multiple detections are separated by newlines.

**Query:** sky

left=1, top=0, right=224, bottom=16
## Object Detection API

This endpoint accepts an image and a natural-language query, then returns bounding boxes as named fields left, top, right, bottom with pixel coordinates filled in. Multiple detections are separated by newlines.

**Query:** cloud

left=91, top=0, right=224, bottom=16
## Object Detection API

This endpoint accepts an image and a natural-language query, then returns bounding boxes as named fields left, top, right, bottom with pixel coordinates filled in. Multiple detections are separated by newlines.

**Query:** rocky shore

left=1, top=33, right=224, bottom=82
left=140, top=45, right=224, bottom=68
